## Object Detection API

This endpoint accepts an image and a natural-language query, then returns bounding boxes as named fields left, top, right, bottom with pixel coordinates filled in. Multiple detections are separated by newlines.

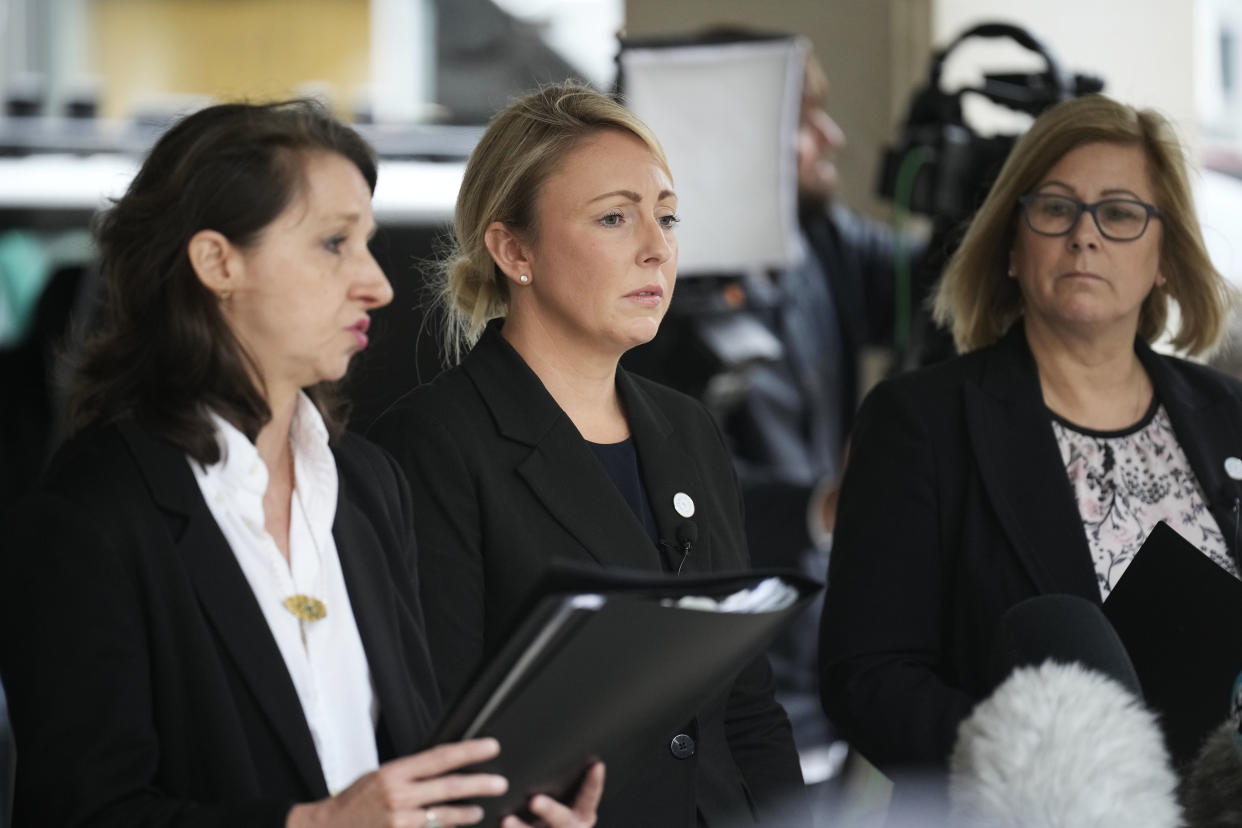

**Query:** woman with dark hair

left=370, top=82, right=807, bottom=826
left=0, top=100, right=602, bottom=828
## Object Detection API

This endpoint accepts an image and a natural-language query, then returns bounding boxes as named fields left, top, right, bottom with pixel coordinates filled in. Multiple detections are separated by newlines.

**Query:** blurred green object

left=0, top=230, right=53, bottom=348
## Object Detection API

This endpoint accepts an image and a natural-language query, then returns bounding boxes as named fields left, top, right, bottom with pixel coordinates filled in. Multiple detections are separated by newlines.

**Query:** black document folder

left=428, top=564, right=821, bottom=822
left=1103, top=521, right=1242, bottom=764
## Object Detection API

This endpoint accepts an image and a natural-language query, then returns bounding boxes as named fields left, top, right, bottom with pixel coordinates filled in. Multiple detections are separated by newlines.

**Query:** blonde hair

left=933, top=94, right=1231, bottom=355
left=437, top=80, right=670, bottom=363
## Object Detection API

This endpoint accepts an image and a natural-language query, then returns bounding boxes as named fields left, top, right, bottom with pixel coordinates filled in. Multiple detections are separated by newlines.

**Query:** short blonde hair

left=437, top=80, right=670, bottom=363
left=933, top=94, right=1231, bottom=355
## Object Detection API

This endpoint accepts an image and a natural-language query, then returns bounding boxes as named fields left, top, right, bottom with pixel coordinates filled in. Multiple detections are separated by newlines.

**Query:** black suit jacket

left=0, top=421, right=439, bottom=827
left=369, top=325, right=807, bottom=826
left=819, top=323, right=1242, bottom=774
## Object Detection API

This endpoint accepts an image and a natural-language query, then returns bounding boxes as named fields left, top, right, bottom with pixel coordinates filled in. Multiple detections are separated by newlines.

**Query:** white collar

left=195, top=393, right=338, bottom=545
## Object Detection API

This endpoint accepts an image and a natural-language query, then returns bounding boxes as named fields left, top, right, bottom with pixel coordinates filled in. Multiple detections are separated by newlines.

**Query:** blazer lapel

left=119, top=423, right=329, bottom=797
left=619, top=370, right=718, bottom=574
left=333, top=479, right=436, bottom=758
left=962, top=327, right=1100, bottom=601
left=1140, top=344, right=1242, bottom=569
left=465, top=326, right=663, bottom=571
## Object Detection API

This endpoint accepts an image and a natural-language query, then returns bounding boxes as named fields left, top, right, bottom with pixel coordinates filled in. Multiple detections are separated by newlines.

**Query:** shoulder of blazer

left=616, top=369, right=696, bottom=436
left=331, top=432, right=419, bottom=573
left=333, top=432, right=404, bottom=511
left=856, top=328, right=1017, bottom=424
left=38, top=420, right=198, bottom=524
left=371, top=362, right=476, bottom=434
left=459, top=324, right=572, bottom=447
left=871, top=325, right=1242, bottom=421
left=1141, top=342, right=1242, bottom=409
left=370, top=323, right=566, bottom=451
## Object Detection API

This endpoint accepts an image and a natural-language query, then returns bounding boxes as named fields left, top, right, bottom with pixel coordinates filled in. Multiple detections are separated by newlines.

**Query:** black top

left=586, top=437, right=660, bottom=545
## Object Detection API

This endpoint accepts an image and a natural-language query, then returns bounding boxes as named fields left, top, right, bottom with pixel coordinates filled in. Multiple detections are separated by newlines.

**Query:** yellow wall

left=93, top=0, right=370, bottom=119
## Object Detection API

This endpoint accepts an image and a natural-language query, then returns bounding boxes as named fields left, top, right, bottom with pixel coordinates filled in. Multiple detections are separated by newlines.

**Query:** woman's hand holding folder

left=502, top=762, right=606, bottom=828
left=286, top=738, right=604, bottom=827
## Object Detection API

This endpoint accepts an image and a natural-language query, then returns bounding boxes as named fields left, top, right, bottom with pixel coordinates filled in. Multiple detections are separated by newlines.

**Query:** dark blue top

left=586, top=437, right=660, bottom=546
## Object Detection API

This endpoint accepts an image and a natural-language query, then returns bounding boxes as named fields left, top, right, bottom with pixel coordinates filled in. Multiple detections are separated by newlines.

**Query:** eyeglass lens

left=1024, top=194, right=1151, bottom=240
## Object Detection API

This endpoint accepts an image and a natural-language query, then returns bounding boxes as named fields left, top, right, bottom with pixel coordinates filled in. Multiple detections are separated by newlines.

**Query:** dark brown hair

left=71, top=99, right=378, bottom=462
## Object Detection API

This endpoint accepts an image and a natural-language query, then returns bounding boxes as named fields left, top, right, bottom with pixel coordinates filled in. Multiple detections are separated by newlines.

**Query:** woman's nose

left=355, top=250, right=394, bottom=308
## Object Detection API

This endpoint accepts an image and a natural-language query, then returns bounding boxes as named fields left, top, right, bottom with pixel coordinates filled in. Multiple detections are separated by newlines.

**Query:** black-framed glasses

left=1017, top=193, right=1163, bottom=241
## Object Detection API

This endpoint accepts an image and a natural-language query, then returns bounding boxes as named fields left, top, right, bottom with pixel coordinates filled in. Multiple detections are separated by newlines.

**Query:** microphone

left=1224, top=456, right=1242, bottom=562
left=949, top=595, right=1182, bottom=828
left=987, top=593, right=1142, bottom=696
left=657, top=520, right=697, bottom=575
left=1178, top=668, right=1242, bottom=827
left=674, top=521, right=697, bottom=575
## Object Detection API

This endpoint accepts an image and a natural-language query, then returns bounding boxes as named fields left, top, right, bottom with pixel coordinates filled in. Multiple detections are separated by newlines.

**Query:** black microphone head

left=676, top=521, right=698, bottom=545
left=989, top=594, right=1142, bottom=699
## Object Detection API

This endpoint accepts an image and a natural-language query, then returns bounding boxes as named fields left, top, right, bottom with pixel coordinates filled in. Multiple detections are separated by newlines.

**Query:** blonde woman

left=371, top=82, right=807, bottom=826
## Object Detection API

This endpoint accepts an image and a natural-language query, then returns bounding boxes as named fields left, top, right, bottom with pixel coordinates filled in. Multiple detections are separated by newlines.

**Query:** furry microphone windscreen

left=1180, top=716, right=1242, bottom=827
left=949, top=661, right=1182, bottom=828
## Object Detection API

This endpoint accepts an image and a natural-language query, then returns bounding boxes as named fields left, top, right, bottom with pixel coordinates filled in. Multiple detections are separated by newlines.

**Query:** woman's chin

left=305, top=360, right=352, bottom=389
left=617, top=320, right=663, bottom=353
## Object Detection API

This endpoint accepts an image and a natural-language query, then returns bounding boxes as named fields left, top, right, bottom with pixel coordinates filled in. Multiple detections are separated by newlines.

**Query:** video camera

left=874, top=22, right=1104, bottom=366
left=878, top=22, right=1104, bottom=224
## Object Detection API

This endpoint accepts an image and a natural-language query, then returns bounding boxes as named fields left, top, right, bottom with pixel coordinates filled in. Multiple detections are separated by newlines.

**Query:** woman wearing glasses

left=819, top=94, right=1240, bottom=777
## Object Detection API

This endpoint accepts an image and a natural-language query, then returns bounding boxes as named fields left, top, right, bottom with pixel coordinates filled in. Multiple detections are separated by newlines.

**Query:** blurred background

left=5, top=2, right=1242, bottom=822
left=6, top=0, right=1242, bottom=428
left=7, top=1, right=1242, bottom=421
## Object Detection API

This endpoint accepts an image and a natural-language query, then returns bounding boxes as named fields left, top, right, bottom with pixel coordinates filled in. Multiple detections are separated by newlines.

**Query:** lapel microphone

left=1224, top=457, right=1242, bottom=565
left=674, top=521, right=698, bottom=575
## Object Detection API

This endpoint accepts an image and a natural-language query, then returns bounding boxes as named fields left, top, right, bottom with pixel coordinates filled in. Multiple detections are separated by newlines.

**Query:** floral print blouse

left=1051, top=401, right=1240, bottom=600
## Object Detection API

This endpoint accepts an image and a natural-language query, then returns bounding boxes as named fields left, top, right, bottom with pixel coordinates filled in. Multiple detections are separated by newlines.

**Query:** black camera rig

left=878, top=22, right=1104, bottom=224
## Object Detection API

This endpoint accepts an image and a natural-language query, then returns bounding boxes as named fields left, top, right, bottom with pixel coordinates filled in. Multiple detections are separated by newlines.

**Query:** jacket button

left=669, top=733, right=696, bottom=759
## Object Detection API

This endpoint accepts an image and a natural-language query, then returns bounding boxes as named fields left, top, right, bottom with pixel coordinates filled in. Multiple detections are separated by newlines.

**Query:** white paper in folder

left=620, top=38, right=807, bottom=275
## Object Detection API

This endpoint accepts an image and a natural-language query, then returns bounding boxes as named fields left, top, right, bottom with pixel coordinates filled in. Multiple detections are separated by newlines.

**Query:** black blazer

left=819, top=323, right=1242, bottom=774
left=0, top=421, right=439, bottom=827
left=369, top=325, right=807, bottom=827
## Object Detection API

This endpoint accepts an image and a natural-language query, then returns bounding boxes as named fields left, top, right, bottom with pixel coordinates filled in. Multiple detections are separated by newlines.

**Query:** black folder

left=1102, top=521, right=1242, bottom=764
left=427, top=564, right=821, bottom=822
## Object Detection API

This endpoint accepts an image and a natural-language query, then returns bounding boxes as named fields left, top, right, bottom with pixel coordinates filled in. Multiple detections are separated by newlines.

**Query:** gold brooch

left=284, top=594, right=327, bottom=623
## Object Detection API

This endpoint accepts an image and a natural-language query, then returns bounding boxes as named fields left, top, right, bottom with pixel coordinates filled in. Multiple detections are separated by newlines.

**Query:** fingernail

left=489, top=775, right=509, bottom=793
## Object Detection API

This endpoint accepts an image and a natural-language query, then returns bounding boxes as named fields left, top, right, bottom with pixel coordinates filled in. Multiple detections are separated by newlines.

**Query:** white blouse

left=190, top=394, right=379, bottom=794
left=1052, top=402, right=1240, bottom=600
